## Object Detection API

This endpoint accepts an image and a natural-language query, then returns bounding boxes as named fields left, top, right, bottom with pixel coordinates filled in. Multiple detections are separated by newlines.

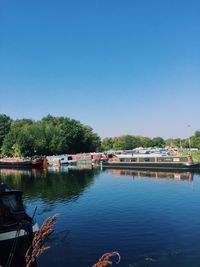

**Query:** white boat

left=47, top=155, right=77, bottom=166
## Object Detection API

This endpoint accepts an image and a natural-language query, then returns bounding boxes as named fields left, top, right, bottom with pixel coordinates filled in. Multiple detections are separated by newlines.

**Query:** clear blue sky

left=0, top=0, right=200, bottom=139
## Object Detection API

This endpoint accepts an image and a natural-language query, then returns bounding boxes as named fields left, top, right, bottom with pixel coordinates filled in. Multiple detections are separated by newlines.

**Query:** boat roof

left=116, top=154, right=188, bottom=158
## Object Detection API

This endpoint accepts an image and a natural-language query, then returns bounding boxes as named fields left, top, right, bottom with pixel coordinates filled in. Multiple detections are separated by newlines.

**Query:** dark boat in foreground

left=0, top=182, right=38, bottom=266
left=102, top=154, right=200, bottom=171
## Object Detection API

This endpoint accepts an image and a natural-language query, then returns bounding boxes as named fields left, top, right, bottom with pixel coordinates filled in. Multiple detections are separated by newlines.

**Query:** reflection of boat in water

left=0, top=182, right=38, bottom=266
left=107, top=169, right=194, bottom=182
left=103, top=154, right=200, bottom=171
left=0, top=163, right=93, bottom=179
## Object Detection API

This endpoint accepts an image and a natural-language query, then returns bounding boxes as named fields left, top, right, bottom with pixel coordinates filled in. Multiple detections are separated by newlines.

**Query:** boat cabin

left=116, top=155, right=191, bottom=163
left=0, top=185, right=27, bottom=226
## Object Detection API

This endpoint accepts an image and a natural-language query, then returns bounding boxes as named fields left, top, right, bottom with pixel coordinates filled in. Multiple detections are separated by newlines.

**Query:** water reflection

left=107, top=169, right=194, bottom=182
left=0, top=166, right=100, bottom=203
left=1, top=167, right=200, bottom=267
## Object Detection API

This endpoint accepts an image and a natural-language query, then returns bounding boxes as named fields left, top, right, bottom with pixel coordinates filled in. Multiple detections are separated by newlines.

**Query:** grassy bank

left=183, top=151, right=200, bottom=162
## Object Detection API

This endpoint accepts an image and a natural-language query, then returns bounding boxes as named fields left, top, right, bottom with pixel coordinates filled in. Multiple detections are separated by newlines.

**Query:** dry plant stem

left=93, top=252, right=121, bottom=267
left=25, top=213, right=60, bottom=267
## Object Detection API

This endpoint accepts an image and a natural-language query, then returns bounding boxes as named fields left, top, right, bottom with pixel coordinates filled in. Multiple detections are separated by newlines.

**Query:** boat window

left=0, top=193, right=25, bottom=224
left=179, top=157, right=188, bottom=162
left=68, top=156, right=72, bottom=160
left=120, top=158, right=137, bottom=162
left=131, top=158, right=137, bottom=162
left=173, top=158, right=180, bottom=162
left=1, top=194, right=23, bottom=212
left=124, top=158, right=131, bottom=162
left=139, top=158, right=155, bottom=162
left=157, top=157, right=173, bottom=162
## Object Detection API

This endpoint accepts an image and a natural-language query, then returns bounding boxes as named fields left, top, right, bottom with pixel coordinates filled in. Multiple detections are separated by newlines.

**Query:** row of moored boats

left=0, top=151, right=200, bottom=171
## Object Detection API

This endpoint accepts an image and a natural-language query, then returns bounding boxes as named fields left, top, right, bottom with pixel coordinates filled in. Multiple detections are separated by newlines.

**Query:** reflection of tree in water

left=0, top=168, right=100, bottom=203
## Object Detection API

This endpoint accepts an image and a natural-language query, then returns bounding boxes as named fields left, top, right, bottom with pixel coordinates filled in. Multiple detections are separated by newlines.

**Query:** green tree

left=2, top=123, right=20, bottom=156
left=191, top=137, right=200, bottom=149
left=165, top=138, right=181, bottom=147
left=151, top=137, right=165, bottom=147
left=0, top=114, right=12, bottom=149
left=137, top=136, right=153, bottom=148
left=2, top=115, right=101, bottom=156
left=113, top=136, right=125, bottom=150
left=2, top=121, right=35, bottom=156
left=112, top=135, right=134, bottom=150
left=82, top=126, right=101, bottom=152
left=12, top=143, right=21, bottom=157
left=194, top=130, right=200, bottom=138
left=101, top=137, right=114, bottom=151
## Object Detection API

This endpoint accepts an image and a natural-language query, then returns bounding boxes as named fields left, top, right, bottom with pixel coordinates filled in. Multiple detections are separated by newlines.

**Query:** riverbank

left=183, top=151, right=200, bottom=161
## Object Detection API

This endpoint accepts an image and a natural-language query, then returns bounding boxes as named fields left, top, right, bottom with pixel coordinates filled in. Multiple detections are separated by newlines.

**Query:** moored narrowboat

left=0, top=182, right=38, bottom=266
left=0, top=158, right=32, bottom=168
left=31, top=157, right=44, bottom=167
left=102, top=154, right=200, bottom=171
left=0, top=183, right=38, bottom=242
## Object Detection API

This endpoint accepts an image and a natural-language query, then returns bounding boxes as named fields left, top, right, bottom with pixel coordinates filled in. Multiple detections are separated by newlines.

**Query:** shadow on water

left=0, top=166, right=100, bottom=203
left=0, top=166, right=100, bottom=267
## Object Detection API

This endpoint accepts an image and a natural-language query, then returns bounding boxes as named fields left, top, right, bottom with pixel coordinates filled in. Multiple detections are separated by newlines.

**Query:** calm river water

left=1, top=166, right=200, bottom=267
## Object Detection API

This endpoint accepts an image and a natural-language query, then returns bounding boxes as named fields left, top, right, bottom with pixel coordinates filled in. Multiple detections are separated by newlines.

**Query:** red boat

left=31, top=157, right=44, bottom=167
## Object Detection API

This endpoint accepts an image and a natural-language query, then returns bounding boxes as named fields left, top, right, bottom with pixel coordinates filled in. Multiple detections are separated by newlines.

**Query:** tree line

left=0, top=114, right=101, bottom=157
left=101, top=133, right=200, bottom=151
left=0, top=113, right=200, bottom=157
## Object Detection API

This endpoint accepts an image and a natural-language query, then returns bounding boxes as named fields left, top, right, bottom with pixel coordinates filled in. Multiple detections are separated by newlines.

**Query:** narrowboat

left=0, top=183, right=38, bottom=242
left=31, top=157, right=44, bottom=167
left=0, top=158, right=32, bottom=168
left=102, top=154, right=200, bottom=171
left=0, top=182, right=38, bottom=266
left=47, top=155, right=77, bottom=166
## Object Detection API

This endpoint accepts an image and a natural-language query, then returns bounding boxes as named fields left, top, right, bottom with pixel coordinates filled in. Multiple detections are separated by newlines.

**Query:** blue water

left=1, top=167, right=200, bottom=267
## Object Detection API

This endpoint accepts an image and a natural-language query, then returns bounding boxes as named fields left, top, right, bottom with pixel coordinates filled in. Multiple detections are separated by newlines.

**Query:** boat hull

left=0, top=223, right=38, bottom=242
left=102, top=162, right=200, bottom=171
left=0, top=223, right=39, bottom=266
left=31, top=159, right=44, bottom=167
left=0, top=161, right=32, bottom=168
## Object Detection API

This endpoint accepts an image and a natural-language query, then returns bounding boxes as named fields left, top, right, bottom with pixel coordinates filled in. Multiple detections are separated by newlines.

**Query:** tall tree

left=194, top=130, right=200, bottom=138
left=151, top=137, right=165, bottom=147
left=2, top=115, right=101, bottom=156
left=0, top=114, right=12, bottom=149
left=101, top=137, right=114, bottom=151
